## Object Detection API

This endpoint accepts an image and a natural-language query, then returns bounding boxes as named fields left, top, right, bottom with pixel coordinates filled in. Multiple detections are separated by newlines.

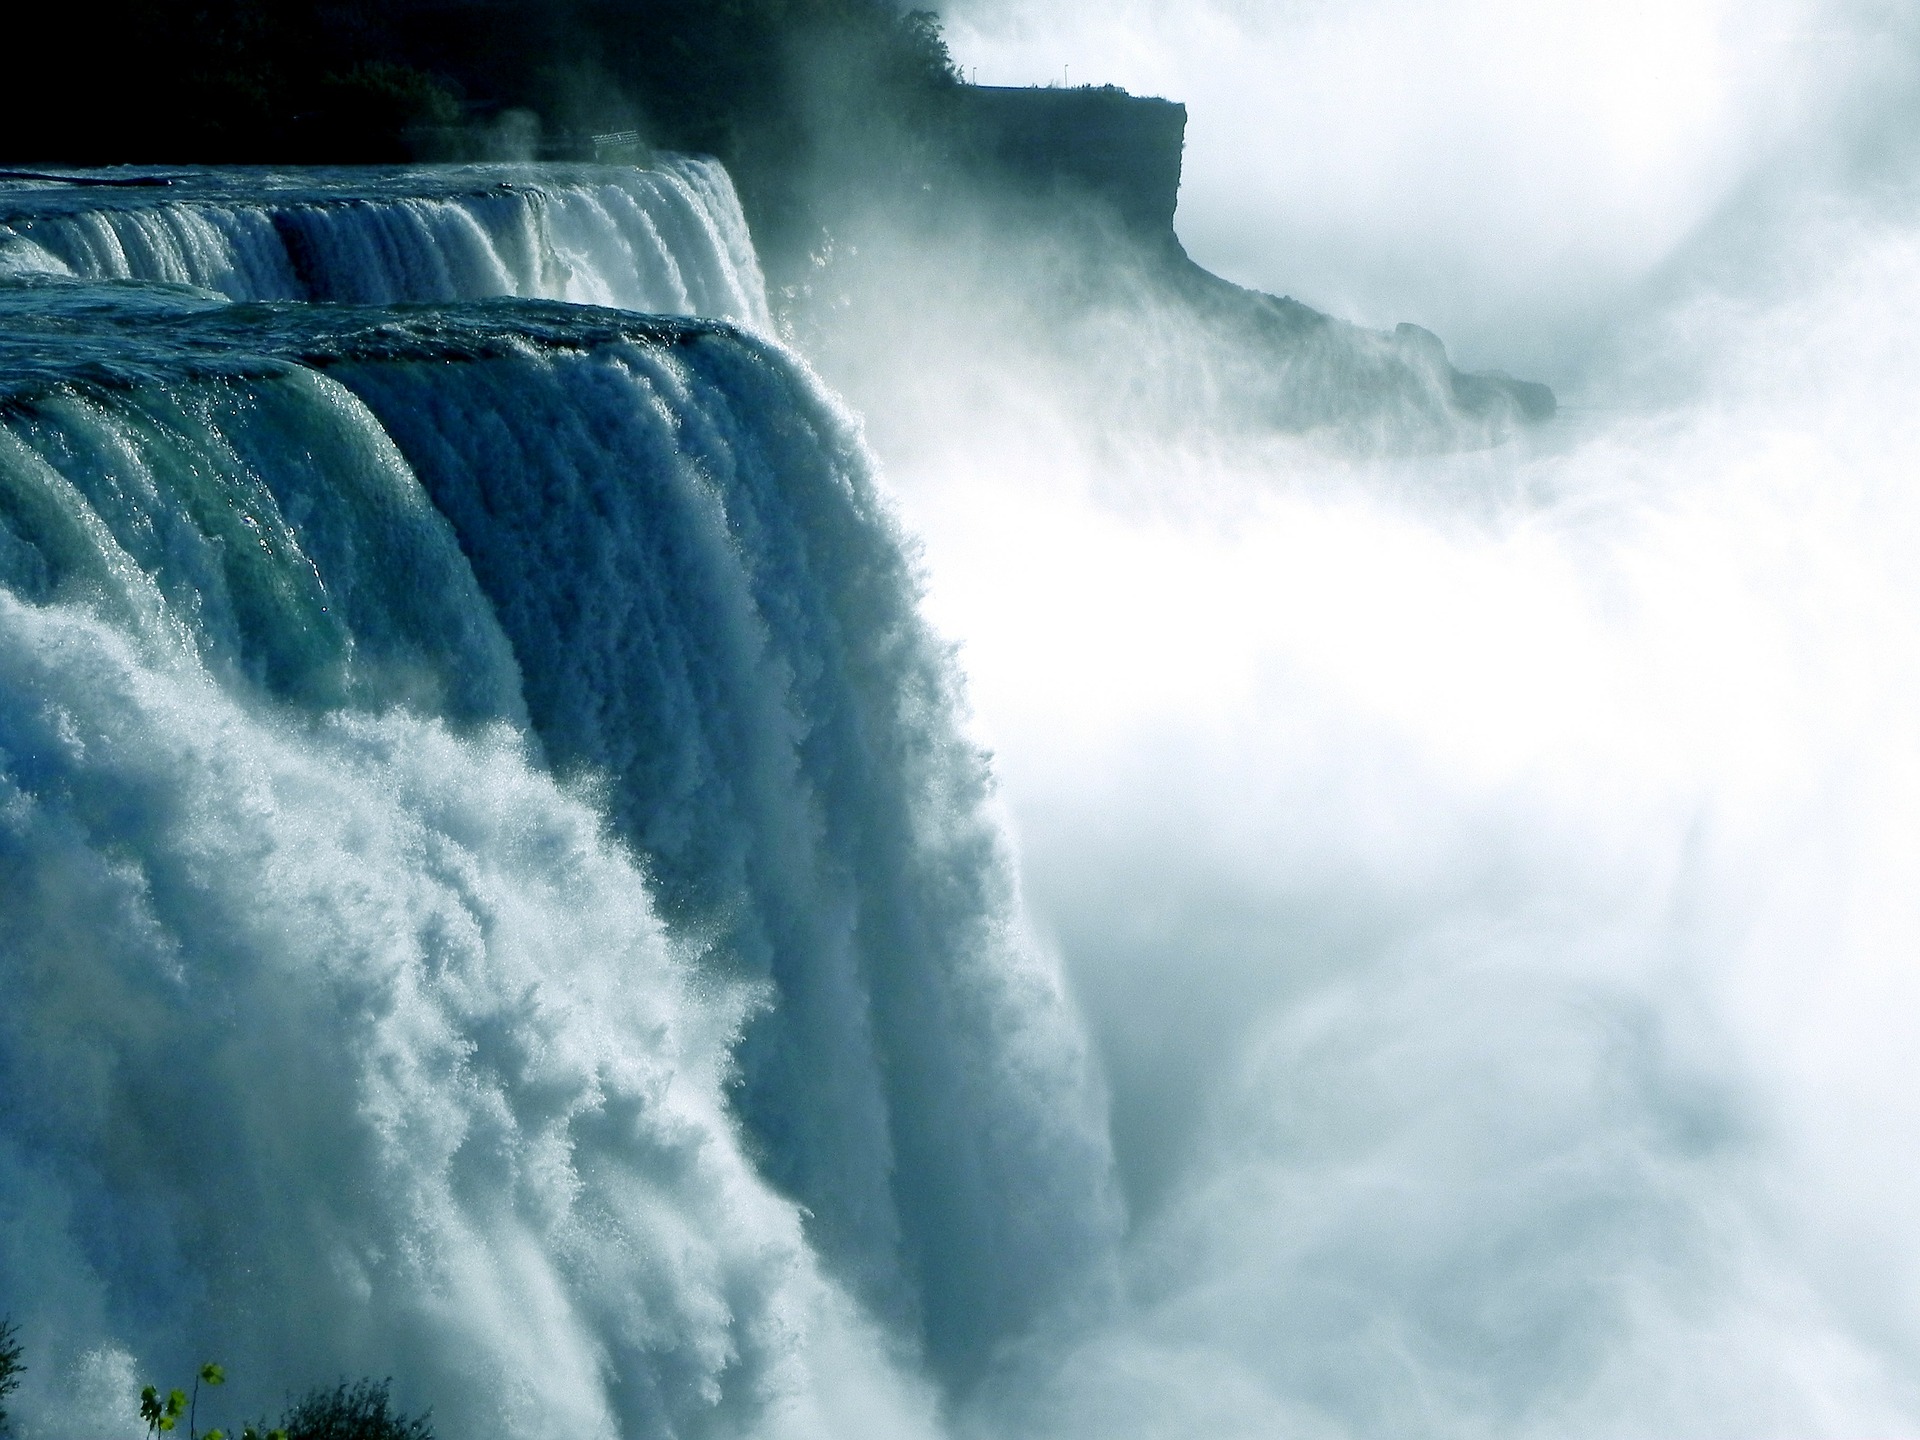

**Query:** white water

left=0, top=261, right=1109, bottom=1437
left=7, top=63, right=1920, bottom=1440
left=0, top=159, right=768, bottom=327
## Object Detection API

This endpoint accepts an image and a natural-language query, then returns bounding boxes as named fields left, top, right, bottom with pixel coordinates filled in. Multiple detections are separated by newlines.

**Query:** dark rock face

left=907, top=83, right=1554, bottom=438
left=952, top=86, right=1188, bottom=241
left=819, top=83, right=1555, bottom=446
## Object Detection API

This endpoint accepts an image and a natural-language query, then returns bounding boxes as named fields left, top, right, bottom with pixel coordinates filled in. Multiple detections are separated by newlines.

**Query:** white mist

left=830, top=5, right=1920, bottom=1435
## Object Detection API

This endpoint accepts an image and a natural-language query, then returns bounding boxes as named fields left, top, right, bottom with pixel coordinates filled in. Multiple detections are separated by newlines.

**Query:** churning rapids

left=4, top=152, right=1920, bottom=1440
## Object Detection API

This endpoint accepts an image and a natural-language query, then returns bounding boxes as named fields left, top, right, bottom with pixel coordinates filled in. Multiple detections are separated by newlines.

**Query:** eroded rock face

left=797, top=81, right=1554, bottom=451
left=951, top=86, right=1190, bottom=242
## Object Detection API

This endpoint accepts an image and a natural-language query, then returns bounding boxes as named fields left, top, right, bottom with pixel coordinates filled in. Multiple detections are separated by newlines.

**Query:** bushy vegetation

left=2, top=1, right=454, bottom=164
left=139, top=1361, right=429, bottom=1440
left=0, top=1320, right=22, bottom=1434
left=279, top=1380, right=431, bottom=1440
left=0, top=0, right=961, bottom=264
left=0, top=1335, right=431, bottom=1440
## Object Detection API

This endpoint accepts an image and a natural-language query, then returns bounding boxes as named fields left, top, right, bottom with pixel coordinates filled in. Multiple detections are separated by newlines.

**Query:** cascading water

left=12, top=50, right=1920, bottom=1440
left=0, top=165, right=1111, bottom=1440
left=0, top=160, right=767, bottom=326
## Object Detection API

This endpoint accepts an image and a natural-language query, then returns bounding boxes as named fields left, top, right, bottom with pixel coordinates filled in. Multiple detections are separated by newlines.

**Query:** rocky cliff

left=952, top=86, right=1188, bottom=243
left=850, top=82, right=1556, bottom=443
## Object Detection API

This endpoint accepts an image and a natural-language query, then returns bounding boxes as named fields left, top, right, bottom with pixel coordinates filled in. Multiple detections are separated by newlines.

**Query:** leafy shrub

left=0, top=1320, right=22, bottom=1434
left=139, top=1368, right=427, bottom=1440
left=313, top=61, right=466, bottom=161
left=279, top=1380, right=431, bottom=1440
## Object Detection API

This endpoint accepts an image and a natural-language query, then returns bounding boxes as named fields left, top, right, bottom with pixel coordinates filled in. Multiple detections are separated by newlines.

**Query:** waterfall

left=0, top=166, right=1112, bottom=1440
left=0, top=160, right=768, bottom=328
left=3, top=4, right=1912, bottom=1429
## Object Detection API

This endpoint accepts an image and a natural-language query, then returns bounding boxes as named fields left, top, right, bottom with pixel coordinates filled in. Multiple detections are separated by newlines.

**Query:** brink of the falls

left=0, top=160, right=1114, bottom=1440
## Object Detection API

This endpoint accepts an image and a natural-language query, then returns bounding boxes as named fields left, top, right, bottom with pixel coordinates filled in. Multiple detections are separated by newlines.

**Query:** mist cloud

left=934, top=0, right=1916, bottom=380
left=791, top=6, right=1920, bottom=1433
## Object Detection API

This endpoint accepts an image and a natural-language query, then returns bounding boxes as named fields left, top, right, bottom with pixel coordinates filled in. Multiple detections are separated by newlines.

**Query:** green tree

left=279, top=1379, right=430, bottom=1440
left=0, top=1320, right=24, bottom=1435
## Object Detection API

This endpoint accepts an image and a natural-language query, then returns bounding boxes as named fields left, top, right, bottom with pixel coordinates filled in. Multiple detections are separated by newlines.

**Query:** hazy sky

left=938, top=0, right=1914, bottom=379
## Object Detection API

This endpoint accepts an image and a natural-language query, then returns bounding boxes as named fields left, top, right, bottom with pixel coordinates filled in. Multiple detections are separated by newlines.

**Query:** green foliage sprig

left=141, top=1362, right=286, bottom=1440
left=138, top=1383, right=187, bottom=1437
left=137, top=1366, right=430, bottom=1440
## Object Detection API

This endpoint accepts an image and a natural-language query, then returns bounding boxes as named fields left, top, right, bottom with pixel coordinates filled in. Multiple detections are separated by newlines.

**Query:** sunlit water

left=4, top=140, right=1920, bottom=1440
left=0, top=160, right=767, bottom=325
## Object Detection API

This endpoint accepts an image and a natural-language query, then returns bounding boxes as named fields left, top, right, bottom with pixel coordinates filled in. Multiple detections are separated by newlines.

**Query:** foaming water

left=331, top=336, right=1120, bottom=1384
left=0, top=597, right=812, bottom=1439
left=0, top=159, right=768, bottom=327
left=0, top=263, right=1110, bottom=1437
left=8, top=135, right=1920, bottom=1440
